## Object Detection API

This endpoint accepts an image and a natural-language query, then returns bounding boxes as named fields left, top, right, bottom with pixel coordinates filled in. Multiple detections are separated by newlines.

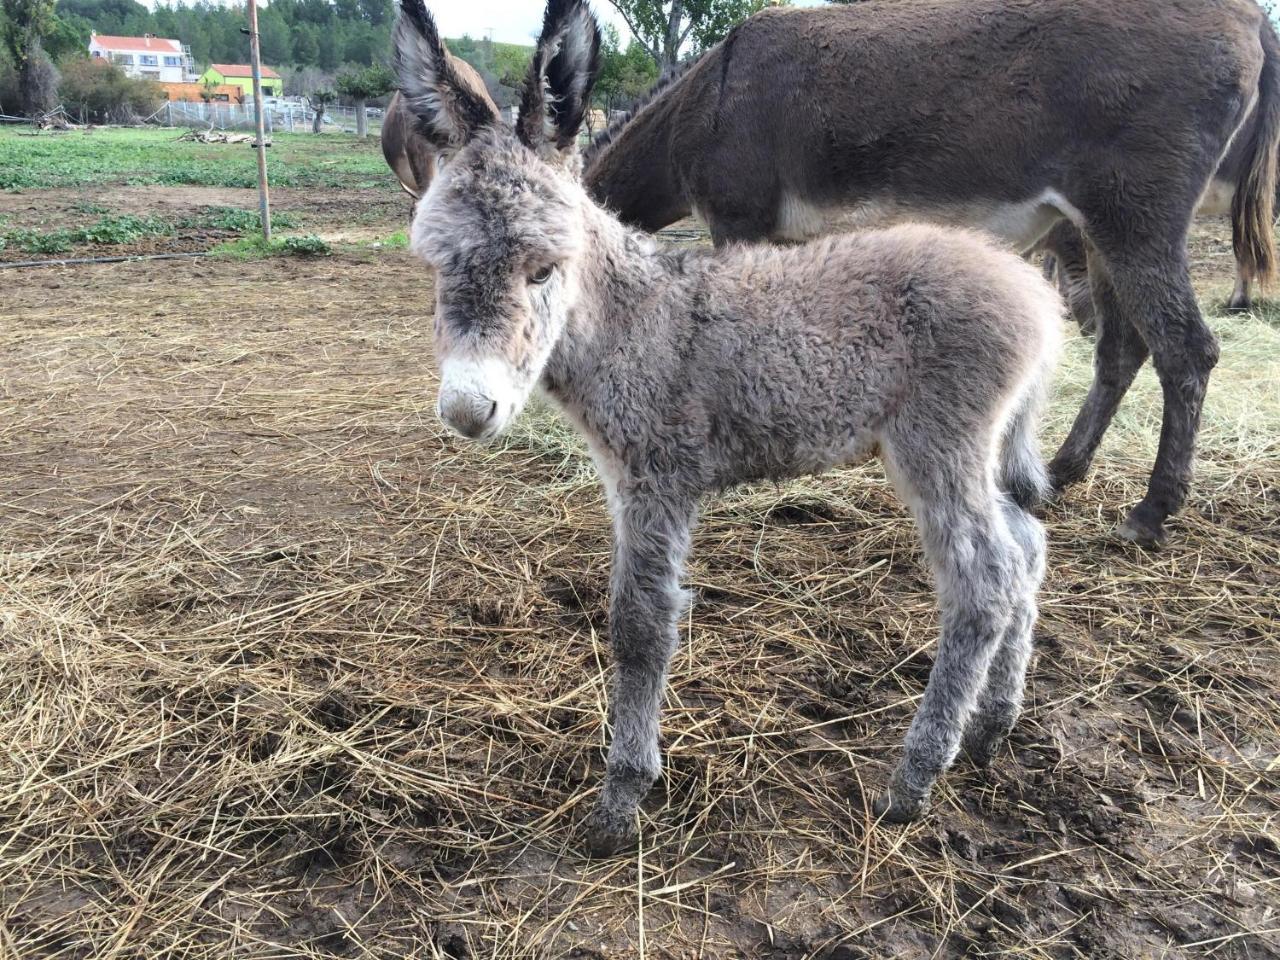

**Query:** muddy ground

left=1, top=183, right=1278, bottom=960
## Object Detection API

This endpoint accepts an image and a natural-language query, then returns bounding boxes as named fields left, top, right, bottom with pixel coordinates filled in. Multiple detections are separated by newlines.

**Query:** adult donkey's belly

left=770, top=189, right=1080, bottom=254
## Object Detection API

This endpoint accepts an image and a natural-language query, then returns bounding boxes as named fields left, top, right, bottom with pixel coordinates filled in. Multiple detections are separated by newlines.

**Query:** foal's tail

left=998, top=288, right=1062, bottom=511
left=1232, top=16, right=1280, bottom=288
left=999, top=376, right=1052, bottom=511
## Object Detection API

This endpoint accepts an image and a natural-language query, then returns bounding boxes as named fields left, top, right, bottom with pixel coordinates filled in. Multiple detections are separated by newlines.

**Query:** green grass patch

left=0, top=128, right=396, bottom=193
left=211, top=233, right=331, bottom=260
left=194, top=207, right=299, bottom=231
left=2, top=214, right=173, bottom=253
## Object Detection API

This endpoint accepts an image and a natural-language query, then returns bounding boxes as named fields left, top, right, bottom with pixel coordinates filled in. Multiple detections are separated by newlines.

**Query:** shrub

left=201, top=207, right=297, bottom=232
left=280, top=234, right=329, bottom=256
left=58, top=58, right=161, bottom=124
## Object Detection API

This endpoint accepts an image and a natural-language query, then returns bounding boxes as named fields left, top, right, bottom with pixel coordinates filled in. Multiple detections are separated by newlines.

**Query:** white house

left=88, top=33, right=195, bottom=83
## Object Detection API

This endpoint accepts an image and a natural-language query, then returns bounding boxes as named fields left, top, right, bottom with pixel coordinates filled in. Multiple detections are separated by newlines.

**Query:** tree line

left=1, top=0, right=765, bottom=120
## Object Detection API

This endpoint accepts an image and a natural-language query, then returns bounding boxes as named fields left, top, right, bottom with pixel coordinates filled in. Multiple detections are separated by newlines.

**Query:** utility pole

left=245, top=0, right=272, bottom=241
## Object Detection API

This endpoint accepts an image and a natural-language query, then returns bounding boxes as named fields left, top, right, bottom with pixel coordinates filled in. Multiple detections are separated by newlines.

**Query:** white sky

left=442, top=0, right=830, bottom=48
left=433, top=0, right=629, bottom=46
left=152, top=0, right=830, bottom=50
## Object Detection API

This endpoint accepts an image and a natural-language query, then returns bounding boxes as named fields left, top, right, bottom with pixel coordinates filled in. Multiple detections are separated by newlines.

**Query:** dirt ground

left=1, top=193, right=1278, bottom=960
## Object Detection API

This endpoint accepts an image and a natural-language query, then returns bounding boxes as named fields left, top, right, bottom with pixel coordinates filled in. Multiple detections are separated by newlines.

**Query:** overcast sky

left=165, top=0, right=828, bottom=49
left=434, top=0, right=627, bottom=45
left=425, top=0, right=826, bottom=47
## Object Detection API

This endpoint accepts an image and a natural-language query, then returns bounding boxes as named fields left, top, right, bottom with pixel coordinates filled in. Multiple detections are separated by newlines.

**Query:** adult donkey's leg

left=876, top=441, right=1020, bottom=822
left=1040, top=220, right=1098, bottom=335
left=1048, top=248, right=1150, bottom=491
left=1105, top=252, right=1219, bottom=545
left=584, top=491, right=695, bottom=856
left=1226, top=263, right=1253, bottom=312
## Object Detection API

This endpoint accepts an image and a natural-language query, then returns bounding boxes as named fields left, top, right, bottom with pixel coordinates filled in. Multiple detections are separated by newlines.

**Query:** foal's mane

left=582, top=53, right=704, bottom=166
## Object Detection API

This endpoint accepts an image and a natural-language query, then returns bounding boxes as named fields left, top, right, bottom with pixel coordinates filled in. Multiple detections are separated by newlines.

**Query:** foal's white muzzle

left=436, top=356, right=520, bottom=441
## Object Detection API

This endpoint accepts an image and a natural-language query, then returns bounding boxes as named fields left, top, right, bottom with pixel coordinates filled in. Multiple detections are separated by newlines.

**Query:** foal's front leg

left=584, top=490, right=695, bottom=856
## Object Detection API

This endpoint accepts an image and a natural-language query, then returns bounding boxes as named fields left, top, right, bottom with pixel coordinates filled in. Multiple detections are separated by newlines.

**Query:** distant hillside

left=54, top=0, right=398, bottom=71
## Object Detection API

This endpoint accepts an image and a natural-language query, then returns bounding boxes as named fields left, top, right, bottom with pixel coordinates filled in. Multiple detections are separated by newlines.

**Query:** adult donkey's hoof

left=1117, top=505, right=1168, bottom=548
left=873, top=788, right=929, bottom=824
left=583, top=806, right=637, bottom=857
left=1046, top=458, right=1086, bottom=498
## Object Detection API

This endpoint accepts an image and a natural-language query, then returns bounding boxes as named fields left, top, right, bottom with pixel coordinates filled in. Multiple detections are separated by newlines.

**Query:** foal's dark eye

left=528, top=265, right=554, bottom=285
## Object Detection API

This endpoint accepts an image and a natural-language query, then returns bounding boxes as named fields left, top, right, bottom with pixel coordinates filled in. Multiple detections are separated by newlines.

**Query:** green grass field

left=0, top=126, right=391, bottom=192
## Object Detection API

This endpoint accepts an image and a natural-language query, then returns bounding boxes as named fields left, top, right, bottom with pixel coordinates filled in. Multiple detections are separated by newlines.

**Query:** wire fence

left=147, top=100, right=385, bottom=135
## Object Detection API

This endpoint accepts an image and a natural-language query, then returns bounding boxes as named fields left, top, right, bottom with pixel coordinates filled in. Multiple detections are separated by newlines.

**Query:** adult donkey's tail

left=1232, top=16, right=1280, bottom=288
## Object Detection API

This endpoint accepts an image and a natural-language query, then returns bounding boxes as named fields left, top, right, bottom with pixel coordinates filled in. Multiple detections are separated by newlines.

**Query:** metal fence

left=149, top=100, right=384, bottom=135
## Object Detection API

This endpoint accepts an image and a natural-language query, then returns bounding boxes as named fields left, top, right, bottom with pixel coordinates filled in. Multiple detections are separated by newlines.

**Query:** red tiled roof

left=91, top=34, right=182, bottom=53
left=209, top=63, right=282, bottom=80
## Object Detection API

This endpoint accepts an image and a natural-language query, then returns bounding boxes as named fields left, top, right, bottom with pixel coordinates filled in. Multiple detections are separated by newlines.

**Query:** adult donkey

left=584, top=0, right=1280, bottom=546
left=380, top=56, right=497, bottom=201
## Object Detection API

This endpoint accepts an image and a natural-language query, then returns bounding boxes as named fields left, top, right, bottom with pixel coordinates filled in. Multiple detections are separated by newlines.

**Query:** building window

left=142, top=70, right=160, bottom=80
left=112, top=53, right=133, bottom=65
left=92, top=50, right=102, bottom=58
left=139, top=55, right=157, bottom=66
left=164, top=56, right=182, bottom=66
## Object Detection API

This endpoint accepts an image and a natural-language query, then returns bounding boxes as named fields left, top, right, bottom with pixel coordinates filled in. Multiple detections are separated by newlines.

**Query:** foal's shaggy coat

left=395, top=0, right=1062, bottom=853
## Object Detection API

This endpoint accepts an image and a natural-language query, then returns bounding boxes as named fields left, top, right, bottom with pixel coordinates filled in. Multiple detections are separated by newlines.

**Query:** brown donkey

left=584, top=0, right=1280, bottom=546
left=381, top=57, right=497, bottom=201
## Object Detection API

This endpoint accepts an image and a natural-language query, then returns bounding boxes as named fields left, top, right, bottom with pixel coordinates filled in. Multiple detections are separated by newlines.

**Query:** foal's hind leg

left=961, top=500, right=1046, bottom=766
left=876, top=442, right=1019, bottom=822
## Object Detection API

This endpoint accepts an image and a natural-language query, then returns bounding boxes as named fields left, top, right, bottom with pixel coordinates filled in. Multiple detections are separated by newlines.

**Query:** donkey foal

left=395, top=0, right=1062, bottom=855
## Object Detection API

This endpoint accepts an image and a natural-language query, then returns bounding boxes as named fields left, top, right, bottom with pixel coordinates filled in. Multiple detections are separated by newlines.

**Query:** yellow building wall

left=199, top=69, right=283, bottom=97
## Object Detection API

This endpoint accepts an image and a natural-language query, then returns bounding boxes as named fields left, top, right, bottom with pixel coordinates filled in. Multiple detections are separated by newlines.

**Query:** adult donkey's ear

left=516, top=0, right=602, bottom=160
left=394, top=0, right=498, bottom=151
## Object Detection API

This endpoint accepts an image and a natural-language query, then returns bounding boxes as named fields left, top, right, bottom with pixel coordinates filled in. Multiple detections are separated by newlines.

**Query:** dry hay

left=1, top=241, right=1278, bottom=960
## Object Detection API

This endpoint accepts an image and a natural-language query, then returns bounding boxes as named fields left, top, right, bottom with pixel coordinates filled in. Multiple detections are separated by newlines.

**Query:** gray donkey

left=394, top=0, right=1062, bottom=854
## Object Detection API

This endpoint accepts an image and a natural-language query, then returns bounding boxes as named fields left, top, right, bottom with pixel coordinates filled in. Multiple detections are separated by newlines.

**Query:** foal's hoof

left=582, top=806, right=637, bottom=857
left=961, top=732, right=1003, bottom=770
left=1117, top=508, right=1168, bottom=549
left=873, top=789, right=928, bottom=824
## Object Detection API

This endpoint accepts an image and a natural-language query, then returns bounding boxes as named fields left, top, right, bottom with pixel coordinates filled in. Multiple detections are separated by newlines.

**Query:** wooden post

left=247, top=0, right=272, bottom=241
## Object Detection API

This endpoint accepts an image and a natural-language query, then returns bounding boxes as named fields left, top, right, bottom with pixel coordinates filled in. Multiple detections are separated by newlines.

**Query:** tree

left=604, top=0, right=768, bottom=69
left=335, top=62, right=391, bottom=137
left=2, top=0, right=59, bottom=115
left=59, top=55, right=158, bottom=122
left=308, top=86, right=334, bottom=133
left=256, top=7, right=291, bottom=66
left=594, top=24, right=659, bottom=113
left=44, top=12, right=90, bottom=61
left=291, top=22, right=319, bottom=66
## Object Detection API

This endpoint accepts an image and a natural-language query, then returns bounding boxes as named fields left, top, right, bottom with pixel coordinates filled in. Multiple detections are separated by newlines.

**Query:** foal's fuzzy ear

left=516, top=0, right=602, bottom=160
left=394, top=0, right=499, bottom=151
